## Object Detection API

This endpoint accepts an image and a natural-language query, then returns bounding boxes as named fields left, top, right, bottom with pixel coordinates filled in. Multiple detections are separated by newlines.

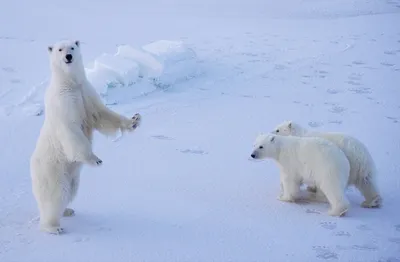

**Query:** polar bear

left=250, top=133, right=350, bottom=217
left=30, top=40, right=142, bottom=234
left=272, top=121, right=381, bottom=208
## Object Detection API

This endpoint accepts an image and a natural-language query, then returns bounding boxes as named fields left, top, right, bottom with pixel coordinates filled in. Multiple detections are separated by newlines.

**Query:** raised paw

left=131, top=113, right=141, bottom=129
left=63, top=208, right=75, bottom=217
left=87, top=154, right=103, bottom=166
left=121, top=113, right=142, bottom=132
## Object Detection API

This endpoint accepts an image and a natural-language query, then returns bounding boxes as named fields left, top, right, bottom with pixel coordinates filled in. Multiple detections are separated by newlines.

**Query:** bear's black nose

left=251, top=154, right=256, bottom=158
left=65, top=54, right=73, bottom=62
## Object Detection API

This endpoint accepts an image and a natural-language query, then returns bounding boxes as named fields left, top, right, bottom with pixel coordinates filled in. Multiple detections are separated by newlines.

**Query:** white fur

left=272, top=121, right=382, bottom=208
left=30, top=40, right=142, bottom=234
left=251, top=134, right=351, bottom=217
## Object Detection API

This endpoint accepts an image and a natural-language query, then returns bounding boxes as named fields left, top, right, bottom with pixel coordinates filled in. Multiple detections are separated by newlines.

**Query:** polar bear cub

left=30, top=40, right=142, bottom=234
left=272, top=121, right=381, bottom=208
left=251, top=133, right=350, bottom=217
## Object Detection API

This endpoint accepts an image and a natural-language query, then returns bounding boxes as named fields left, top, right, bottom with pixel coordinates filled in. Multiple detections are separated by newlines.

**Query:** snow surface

left=1, top=0, right=400, bottom=261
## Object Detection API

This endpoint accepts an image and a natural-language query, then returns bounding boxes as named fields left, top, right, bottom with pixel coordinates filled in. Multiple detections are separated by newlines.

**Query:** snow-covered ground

left=1, top=0, right=400, bottom=261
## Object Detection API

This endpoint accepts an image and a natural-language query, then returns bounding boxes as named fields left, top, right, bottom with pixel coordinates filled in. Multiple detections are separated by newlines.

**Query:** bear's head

left=250, top=133, right=279, bottom=160
left=271, top=120, right=304, bottom=136
left=48, top=40, right=84, bottom=78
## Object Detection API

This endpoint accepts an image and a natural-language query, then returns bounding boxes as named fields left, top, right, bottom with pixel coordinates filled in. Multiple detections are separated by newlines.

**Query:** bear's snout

left=251, top=153, right=256, bottom=158
left=65, top=54, right=73, bottom=63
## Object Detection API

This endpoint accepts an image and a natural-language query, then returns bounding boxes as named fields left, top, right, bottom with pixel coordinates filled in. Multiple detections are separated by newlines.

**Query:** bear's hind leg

left=356, top=173, right=382, bottom=208
left=319, top=183, right=349, bottom=217
left=39, top=201, right=65, bottom=234
left=64, top=165, right=82, bottom=217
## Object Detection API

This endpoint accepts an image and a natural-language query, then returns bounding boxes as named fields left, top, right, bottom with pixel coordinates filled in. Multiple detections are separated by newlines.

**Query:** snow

left=0, top=0, right=400, bottom=261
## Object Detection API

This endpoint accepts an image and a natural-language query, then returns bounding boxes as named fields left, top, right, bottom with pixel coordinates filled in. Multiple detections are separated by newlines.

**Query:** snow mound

left=86, top=55, right=140, bottom=96
left=142, top=40, right=201, bottom=88
left=86, top=40, right=200, bottom=95
left=115, top=45, right=163, bottom=79
left=19, top=40, right=202, bottom=116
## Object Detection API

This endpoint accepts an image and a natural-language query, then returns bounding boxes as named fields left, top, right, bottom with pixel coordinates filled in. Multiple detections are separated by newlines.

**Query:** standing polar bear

left=250, top=133, right=350, bottom=217
left=30, top=40, right=142, bottom=234
left=272, top=121, right=382, bottom=208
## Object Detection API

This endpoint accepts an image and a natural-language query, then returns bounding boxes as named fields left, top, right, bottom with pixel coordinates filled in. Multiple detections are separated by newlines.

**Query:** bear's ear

left=288, top=121, right=292, bottom=129
left=75, top=40, right=80, bottom=47
left=48, top=46, right=53, bottom=53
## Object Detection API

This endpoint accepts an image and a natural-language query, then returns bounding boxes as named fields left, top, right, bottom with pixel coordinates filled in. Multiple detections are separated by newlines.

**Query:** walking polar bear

left=251, top=133, right=350, bottom=217
left=272, top=121, right=382, bottom=208
left=30, top=40, right=142, bottom=234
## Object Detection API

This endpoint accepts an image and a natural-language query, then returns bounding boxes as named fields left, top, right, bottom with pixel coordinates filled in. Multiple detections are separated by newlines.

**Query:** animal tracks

left=328, top=120, right=342, bottom=125
left=334, top=231, right=351, bottom=237
left=73, top=236, right=91, bottom=243
left=356, top=224, right=372, bottom=231
left=327, top=88, right=340, bottom=94
left=308, top=121, right=323, bottom=128
left=352, top=60, right=366, bottom=65
left=329, top=105, right=347, bottom=114
left=151, top=134, right=209, bottom=156
left=320, top=222, right=337, bottom=230
left=151, top=135, right=175, bottom=141
left=388, top=237, right=400, bottom=244
left=151, top=134, right=208, bottom=155
left=311, top=221, right=388, bottom=260
left=306, top=208, right=321, bottom=214
left=336, top=243, right=379, bottom=252
left=381, top=62, right=396, bottom=67
left=378, top=258, right=400, bottom=262
left=386, top=116, right=399, bottom=124
left=180, top=149, right=208, bottom=155
left=2, top=67, right=15, bottom=73
left=312, top=246, right=338, bottom=260
left=348, top=86, right=371, bottom=95
left=383, top=50, right=399, bottom=56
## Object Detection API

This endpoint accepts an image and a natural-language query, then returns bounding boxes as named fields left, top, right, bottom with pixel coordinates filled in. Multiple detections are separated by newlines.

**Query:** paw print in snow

left=320, top=222, right=337, bottom=230
left=312, top=246, right=338, bottom=260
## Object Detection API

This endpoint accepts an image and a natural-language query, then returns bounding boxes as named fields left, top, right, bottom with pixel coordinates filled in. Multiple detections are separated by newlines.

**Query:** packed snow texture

left=0, top=0, right=400, bottom=261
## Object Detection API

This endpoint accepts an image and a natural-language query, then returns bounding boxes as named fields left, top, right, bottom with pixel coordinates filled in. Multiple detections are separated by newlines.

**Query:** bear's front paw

left=278, top=194, right=295, bottom=202
left=87, top=154, right=103, bottom=166
left=121, top=113, right=142, bottom=131
left=131, top=113, right=141, bottom=129
left=41, top=225, right=65, bottom=235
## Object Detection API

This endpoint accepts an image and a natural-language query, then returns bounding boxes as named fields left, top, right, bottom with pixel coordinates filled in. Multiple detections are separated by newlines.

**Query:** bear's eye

left=58, top=48, right=62, bottom=52
left=259, top=146, right=263, bottom=149
left=276, top=129, right=279, bottom=133
left=71, top=47, right=74, bottom=50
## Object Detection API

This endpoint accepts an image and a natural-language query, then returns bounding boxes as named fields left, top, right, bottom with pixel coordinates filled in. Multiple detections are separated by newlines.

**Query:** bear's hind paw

left=63, top=208, right=75, bottom=217
left=361, top=195, right=382, bottom=208
left=278, top=195, right=296, bottom=202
